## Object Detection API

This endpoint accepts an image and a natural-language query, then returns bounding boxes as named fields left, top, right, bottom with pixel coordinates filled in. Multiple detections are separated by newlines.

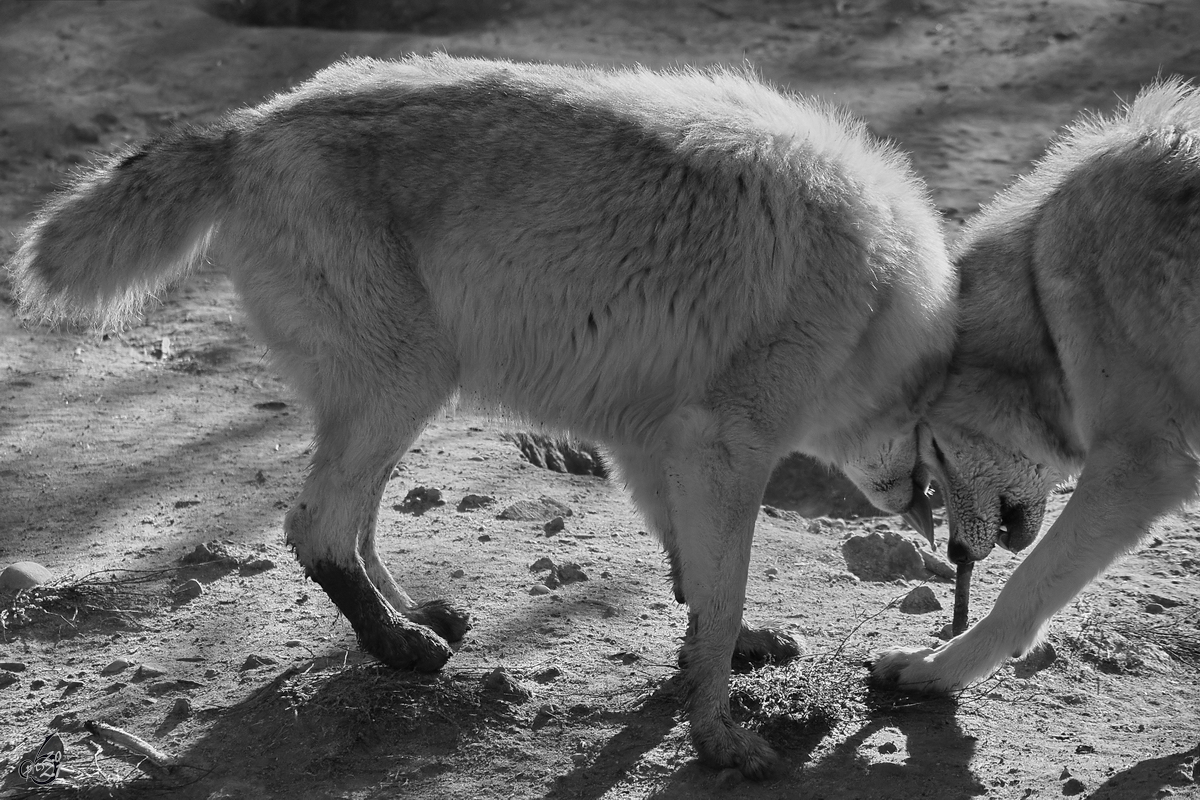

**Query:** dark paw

left=306, top=559, right=454, bottom=672
left=410, top=598, right=472, bottom=643
left=677, top=625, right=801, bottom=672
left=731, top=626, right=801, bottom=672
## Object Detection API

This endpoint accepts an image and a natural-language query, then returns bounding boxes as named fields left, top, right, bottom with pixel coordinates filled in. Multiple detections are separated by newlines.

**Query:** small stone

left=457, top=494, right=495, bottom=513
left=0, top=673, right=18, bottom=690
left=242, top=558, right=275, bottom=572
left=498, top=496, right=574, bottom=522
left=531, top=666, right=563, bottom=683
left=176, top=578, right=204, bottom=600
left=1147, top=593, right=1184, bottom=609
left=878, top=741, right=899, bottom=754
left=899, top=585, right=942, bottom=614
left=1060, top=768, right=1072, bottom=779
left=1063, top=777, right=1086, bottom=795
left=240, top=654, right=277, bottom=671
left=169, top=697, right=192, bottom=718
left=765, top=566, right=779, bottom=578
left=920, top=548, right=957, bottom=580
left=1145, top=603, right=1165, bottom=615
left=481, top=667, right=532, bottom=701
left=478, top=534, right=492, bottom=542
left=0, top=561, right=53, bottom=590
left=101, top=659, right=133, bottom=676
left=397, top=486, right=444, bottom=514
left=0, top=662, right=28, bottom=672
left=543, top=516, right=565, bottom=535
left=450, top=568, right=465, bottom=578
left=284, top=639, right=302, bottom=647
left=530, top=584, right=552, bottom=596
left=135, top=663, right=168, bottom=679
left=842, top=532, right=927, bottom=582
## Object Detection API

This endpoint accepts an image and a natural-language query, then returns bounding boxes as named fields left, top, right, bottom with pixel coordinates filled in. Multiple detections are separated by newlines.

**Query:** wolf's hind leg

left=613, top=446, right=799, bottom=671
left=285, top=352, right=461, bottom=672
left=620, top=408, right=779, bottom=778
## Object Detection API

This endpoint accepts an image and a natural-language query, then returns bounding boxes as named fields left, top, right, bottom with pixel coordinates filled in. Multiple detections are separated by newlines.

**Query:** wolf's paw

left=870, top=645, right=962, bottom=694
left=358, top=613, right=454, bottom=673
left=693, top=721, right=779, bottom=780
left=731, top=626, right=802, bottom=671
left=410, top=598, right=472, bottom=643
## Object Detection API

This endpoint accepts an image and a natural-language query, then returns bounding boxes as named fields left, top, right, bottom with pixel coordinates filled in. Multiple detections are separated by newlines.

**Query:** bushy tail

left=8, top=123, right=234, bottom=327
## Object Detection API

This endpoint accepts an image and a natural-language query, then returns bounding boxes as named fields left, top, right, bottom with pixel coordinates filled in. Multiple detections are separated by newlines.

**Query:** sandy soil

left=1, top=1, right=1198, bottom=798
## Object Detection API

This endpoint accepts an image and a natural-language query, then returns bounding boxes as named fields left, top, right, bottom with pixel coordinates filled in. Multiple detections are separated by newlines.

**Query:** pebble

left=0, top=673, right=17, bottom=690
left=101, top=659, right=133, bottom=676
left=169, top=697, right=193, bottom=718
left=877, top=741, right=899, bottom=754
left=841, top=533, right=928, bottom=582
left=240, top=654, right=278, bottom=671
left=530, top=584, right=552, bottom=596
left=284, top=639, right=302, bottom=647
left=497, top=496, right=574, bottom=522
left=1063, top=777, right=1086, bottom=795
left=543, top=516, right=565, bottom=535
left=450, top=568, right=465, bottom=578
left=481, top=667, right=532, bottom=701
left=457, top=494, right=495, bottom=512
left=0, top=561, right=52, bottom=590
left=0, top=661, right=28, bottom=672
left=898, top=585, right=942, bottom=614
left=176, top=578, right=204, bottom=600
left=1145, top=603, right=1165, bottom=614
left=135, top=663, right=168, bottom=679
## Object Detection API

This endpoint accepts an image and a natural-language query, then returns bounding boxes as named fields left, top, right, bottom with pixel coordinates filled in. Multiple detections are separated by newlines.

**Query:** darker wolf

left=11, top=54, right=956, bottom=776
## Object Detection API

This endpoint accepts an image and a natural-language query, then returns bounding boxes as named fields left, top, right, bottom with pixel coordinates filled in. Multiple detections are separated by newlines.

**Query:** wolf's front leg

left=874, top=436, right=1198, bottom=692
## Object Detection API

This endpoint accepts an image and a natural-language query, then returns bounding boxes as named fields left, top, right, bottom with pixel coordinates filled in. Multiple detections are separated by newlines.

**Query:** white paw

left=871, top=645, right=964, bottom=694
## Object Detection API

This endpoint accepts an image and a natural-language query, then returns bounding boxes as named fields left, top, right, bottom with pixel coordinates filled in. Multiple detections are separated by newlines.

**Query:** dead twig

left=85, top=720, right=177, bottom=773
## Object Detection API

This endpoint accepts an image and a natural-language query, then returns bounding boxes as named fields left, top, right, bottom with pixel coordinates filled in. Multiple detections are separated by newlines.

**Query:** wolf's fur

left=874, top=79, right=1200, bottom=692
left=10, top=54, right=956, bottom=775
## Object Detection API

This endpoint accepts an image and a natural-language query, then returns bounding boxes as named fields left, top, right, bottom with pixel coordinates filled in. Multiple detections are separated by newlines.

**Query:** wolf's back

left=9, top=123, right=233, bottom=326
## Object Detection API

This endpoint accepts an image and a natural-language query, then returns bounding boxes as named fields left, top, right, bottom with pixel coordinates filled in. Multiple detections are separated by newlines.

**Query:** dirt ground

left=1, top=1, right=1199, bottom=798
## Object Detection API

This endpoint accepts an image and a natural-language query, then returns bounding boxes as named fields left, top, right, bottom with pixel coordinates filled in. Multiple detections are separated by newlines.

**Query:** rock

left=543, top=516, right=565, bottom=535
left=1014, top=642, right=1058, bottom=678
left=1145, top=602, right=1165, bottom=614
left=240, top=654, right=277, bottom=671
left=241, top=558, right=275, bottom=572
left=1063, top=777, right=1086, bottom=795
left=529, top=558, right=588, bottom=588
left=842, top=532, right=928, bottom=582
left=457, top=494, right=495, bottom=513
left=147, top=679, right=204, bottom=696
left=169, top=697, right=193, bottom=718
left=1147, top=593, right=1184, bottom=609
left=531, top=666, right=563, bottom=683
left=898, top=585, right=942, bottom=614
left=878, top=741, right=899, bottom=754
left=450, top=568, right=465, bottom=579
left=396, top=486, right=445, bottom=515
left=765, top=566, right=779, bottom=578
left=530, top=584, right=552, bottom=596
left=919, top=549, right=957, bottom=580
left=497, top=496, right=573, bottom=522
left=0, top=661, right=28, bottom=672
left=531, top=703, right=560, bottom=730
left=0, top=673, right=17, bottom=690
left=101, top=659, right=133, bottom=676
left=481, top=667, right=532, bottom=701
left=285, top=639, right=302, bottom=647
left=176, top=578, right=204, bottom=600
left=0, top=561, right=53, bottom=590
left=135, top=663, right=168, bottom=680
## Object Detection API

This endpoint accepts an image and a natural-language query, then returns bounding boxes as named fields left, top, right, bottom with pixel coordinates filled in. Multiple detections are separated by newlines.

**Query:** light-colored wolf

left=10, top=54, right=956, bottom=776
left=874, top=80, right=1200, bottom=693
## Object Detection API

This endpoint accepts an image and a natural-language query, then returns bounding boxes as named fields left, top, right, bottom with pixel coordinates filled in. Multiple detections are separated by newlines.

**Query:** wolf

left=873, top=79, right=1200, bottom=693
left=10, top=53, right=956, bottom=776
